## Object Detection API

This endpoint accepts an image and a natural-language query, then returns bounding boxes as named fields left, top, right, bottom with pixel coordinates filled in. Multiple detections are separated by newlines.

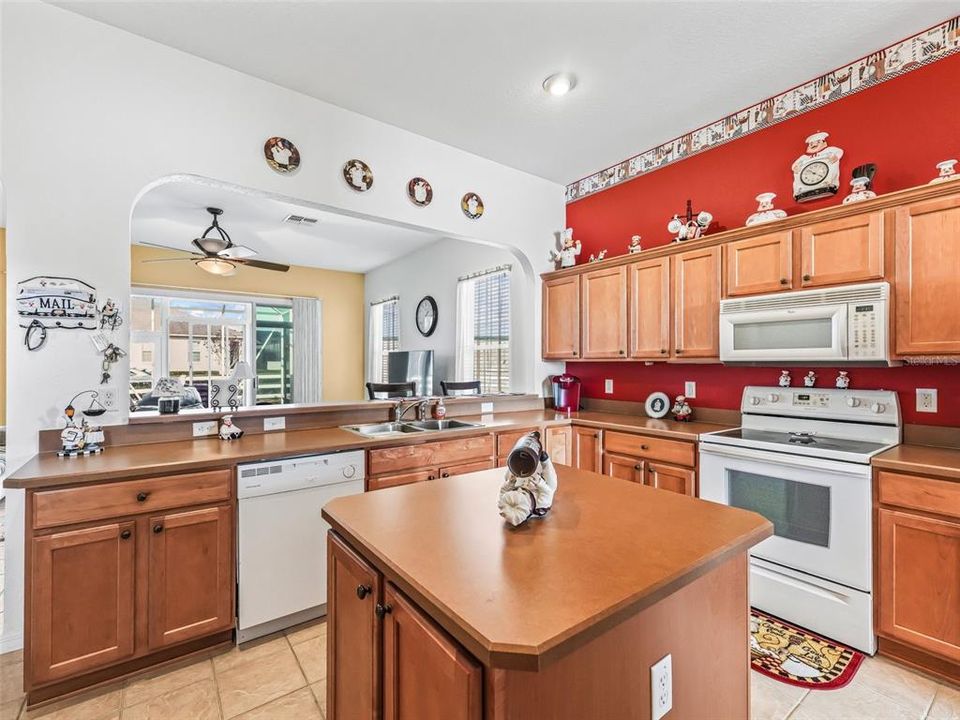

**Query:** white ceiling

left=132, top=178, right=445, bottom=273
left=56, top=2, right=956, bottom=185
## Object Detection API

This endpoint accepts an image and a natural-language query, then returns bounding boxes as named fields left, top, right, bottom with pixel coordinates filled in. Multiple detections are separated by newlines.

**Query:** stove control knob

left=767, top=393, right=779, bottom=403
left=846, top=397, right=861, bottom=408
left=871, top=402, right=886, bottom=414
left=749, top=396, right=762, bottom=406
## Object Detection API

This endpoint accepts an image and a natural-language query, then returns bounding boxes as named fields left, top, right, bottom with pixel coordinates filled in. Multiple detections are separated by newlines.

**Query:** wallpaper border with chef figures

left=565, top=16, right=960, bottom=204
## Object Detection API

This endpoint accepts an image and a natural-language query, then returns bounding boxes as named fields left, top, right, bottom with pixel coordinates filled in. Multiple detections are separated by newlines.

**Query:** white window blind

left=368, top=296, right=399, bottom=383
left=456, top=266, right=510, bottom=393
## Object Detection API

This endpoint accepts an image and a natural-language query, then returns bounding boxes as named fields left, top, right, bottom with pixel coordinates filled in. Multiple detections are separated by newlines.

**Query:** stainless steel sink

left=342, top=422, right=427, bottom=437
left=402, top=419, right=481, bottom=431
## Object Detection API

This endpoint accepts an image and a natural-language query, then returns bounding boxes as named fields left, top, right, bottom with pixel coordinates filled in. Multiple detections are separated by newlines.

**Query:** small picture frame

left=645, top=391, right=671, bottom=419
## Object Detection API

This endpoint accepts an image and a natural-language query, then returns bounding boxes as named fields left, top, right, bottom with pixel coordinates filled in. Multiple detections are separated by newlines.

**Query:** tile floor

left=0, top=618, right=958, bottom=720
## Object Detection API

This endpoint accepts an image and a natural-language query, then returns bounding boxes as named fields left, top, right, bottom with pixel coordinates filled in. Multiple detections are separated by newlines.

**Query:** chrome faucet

left=392, top=397, right=430, bottom=422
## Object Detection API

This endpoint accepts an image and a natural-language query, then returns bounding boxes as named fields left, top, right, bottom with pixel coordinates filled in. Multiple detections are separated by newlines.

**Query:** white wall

left=364, top=239, right=526, bottom=394
left=1, top=1, right=564, bottom=650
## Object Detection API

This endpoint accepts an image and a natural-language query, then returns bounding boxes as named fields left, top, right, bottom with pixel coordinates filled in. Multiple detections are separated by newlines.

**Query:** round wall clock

left=644, top=391, right=671, bottom=419
left=416, top=296, right=438, bottom=337
left=461, top=192, right=484, bottom=219
left=264, top=137, right=300, bottom=174
left=343, top=159, right=374, bottom=192
left=407, top=177, right=433, bottom=207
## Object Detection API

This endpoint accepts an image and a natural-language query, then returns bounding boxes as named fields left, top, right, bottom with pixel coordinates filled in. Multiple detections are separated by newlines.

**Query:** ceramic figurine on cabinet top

left=746, top=193, right=788, bottom=226
left=588, top=249, right=607, bottom=263
left=803, top=371, right=817, bottom=388
left=671, top=395, right=693, bottom=422
left=842, top=176, right=877, bottom=204
left=668, top=200, right=712, bottom=242
left=792, top=131, right=843, bottom=202
left=628, top=235, right=643, bottom=254
left=550, top=228, right=582, bottom=269
left=219, top=415, right=245, bottom=441
left=930, top=159, right=958, bottom=184
left=778, top=370, right=792, bottom=387
left=835, top=371, right=850, bottom=389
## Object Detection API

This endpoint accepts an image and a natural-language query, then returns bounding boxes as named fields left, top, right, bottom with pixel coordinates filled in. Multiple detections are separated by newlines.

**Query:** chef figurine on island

left=550, top=228, right=582, bottom=269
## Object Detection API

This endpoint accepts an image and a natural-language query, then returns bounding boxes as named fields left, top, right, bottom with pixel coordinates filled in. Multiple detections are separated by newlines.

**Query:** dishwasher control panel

left=237, top=450, right=365, bottom=499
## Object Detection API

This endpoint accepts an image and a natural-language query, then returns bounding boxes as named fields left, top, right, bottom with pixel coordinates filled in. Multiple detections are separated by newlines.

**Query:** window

left=255, top=305, right=294, bottom=405
left=368, top=297, right=400, bottom=383
left=456, top=266, right=510, bottom=393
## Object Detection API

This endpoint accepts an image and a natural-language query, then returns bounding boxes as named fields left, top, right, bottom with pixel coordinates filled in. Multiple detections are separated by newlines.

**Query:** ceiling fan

left=139, top=207, right=290, bottom=276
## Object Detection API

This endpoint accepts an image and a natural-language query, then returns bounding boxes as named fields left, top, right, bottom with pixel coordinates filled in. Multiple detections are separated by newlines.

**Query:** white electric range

left=698, top=386, right=901, bottom=654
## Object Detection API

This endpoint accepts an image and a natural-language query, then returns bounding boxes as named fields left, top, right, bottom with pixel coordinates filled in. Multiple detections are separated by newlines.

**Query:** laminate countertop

left=322, top=465, right=772, bottom=671
left=873, top=444, right=960, bottom=481
left=5, top=409, right=732, bottom=490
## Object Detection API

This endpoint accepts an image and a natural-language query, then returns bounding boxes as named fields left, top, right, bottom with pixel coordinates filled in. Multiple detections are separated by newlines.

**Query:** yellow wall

left=131, top=245, right=365, bottom=401
left=1, top=229, right=6, bottom=426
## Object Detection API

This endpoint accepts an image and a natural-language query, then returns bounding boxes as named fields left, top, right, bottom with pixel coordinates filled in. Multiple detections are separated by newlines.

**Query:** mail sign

left=17, top=276, right=98, bottom=327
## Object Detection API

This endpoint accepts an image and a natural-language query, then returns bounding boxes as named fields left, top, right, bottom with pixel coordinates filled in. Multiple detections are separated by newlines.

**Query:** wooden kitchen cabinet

left=545, top=426, right=573, bottom=466
left=799, top=212, right=884, bottom=288
left=602, top=430, right=697, bottom=495
left=30, top=522, right=136, bottom=684
left=646, top=463, right=696, bottom=496
left=367, top=435, right=495, bottom=490
left=580, top=265, right=627, bottom=359
left=496, top=427, right=541, bottom=466
left=147, top=505, right=234, bottom=650
left=382, top=584, right=482, bottom=720
left=604, top=453, right=645, bottom=483
left=542, top=275, right=581, bottom=359
left=439, top=459, right=496, bottom=479
left=572, top=426, right=601, bottom=473
left=673, top=246, right=721, bottom=359
left=628, top=257, right=671, bottom=359
left=724, top=230, right=793, bottom=296
left=895, top=194, right=960, bottom=355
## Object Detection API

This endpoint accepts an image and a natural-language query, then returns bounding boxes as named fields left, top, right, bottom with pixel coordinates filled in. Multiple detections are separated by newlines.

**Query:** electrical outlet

left=481, top=401, right=494, bottom=414
left=684, top=381, right=697, bottom=398
left=264, top=416, right=286, bottom=431
left=651, top=654, right=673, bottom=720
left=916, top=388, right=938, bottom=413
left=192, top=421, right=217, bottom=437
left=99, top=388, right=119, bottom=411
left=605, top=378, right=614, bottom=394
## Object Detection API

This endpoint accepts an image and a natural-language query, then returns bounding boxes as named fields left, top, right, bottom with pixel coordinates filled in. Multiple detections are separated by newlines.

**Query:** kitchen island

left=322, top=465, right=772, bottom=720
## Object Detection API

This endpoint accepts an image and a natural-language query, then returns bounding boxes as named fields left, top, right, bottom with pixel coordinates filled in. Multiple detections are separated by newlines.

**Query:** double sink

left=342, top=418, right=482, bottom=437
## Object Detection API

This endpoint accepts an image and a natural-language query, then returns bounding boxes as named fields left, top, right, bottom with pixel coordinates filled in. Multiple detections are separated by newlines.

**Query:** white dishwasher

left=237, top=450, right=365, bottom=643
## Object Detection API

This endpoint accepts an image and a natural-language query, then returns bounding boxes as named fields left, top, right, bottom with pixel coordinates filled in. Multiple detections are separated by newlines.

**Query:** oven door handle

left=698, top=442, right=871, bottom=478
left=752, top=562, right=856, bottom=604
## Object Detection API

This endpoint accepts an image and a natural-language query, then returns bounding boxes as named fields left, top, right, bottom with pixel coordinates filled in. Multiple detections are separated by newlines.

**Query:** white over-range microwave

left=719, top=282, right=891, bottom=364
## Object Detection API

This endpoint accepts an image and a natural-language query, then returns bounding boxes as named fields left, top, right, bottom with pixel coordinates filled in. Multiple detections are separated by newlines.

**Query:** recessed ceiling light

left=542, top=72, right=577, bottom=97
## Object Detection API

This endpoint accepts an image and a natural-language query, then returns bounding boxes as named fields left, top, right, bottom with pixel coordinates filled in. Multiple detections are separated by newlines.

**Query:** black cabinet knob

left=428, top=475, right=436, bottom=481
left=780, top=278, right=788, bottom=285
left=618, top=350, right=625, bottom=356
left=660, top=349, right=667, bottom=354
left=634, top=464, right=642, bottom=471
left=803, top=274, right=811, bottom=281
left=676, top=349, right=683, bottom=354
left=641, top=444, right=649, bottom=450
left=136, top=492, right=149, bottom=502
left=153, top=524, right=164, bottom=534
left=356, top=584, right=372, bottom=600
left=441, top=471, right=450, bottom=478
left=120, top=529, right=131, bottom=540
left=375, top=603, right=393, bottom=619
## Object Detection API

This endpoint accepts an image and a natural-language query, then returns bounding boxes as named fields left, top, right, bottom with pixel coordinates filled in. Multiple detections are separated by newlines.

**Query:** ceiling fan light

left=196, top=236, right=229, bottom=253
left=196, top=257, right=237, bottom=276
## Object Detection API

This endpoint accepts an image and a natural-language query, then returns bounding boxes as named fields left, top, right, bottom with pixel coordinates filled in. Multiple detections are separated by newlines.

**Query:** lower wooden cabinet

left=603, top=453, right=644, bottom=483
left=646, top=463, right=696, bottom=496
left=545, top=426, right=573, bottom=466
left=368, top=435, right=496, bottom=490
left=572, top=427, right=601, bottom=473
left=601, top=431, right=697, bottom=496
left=328, top=532, right=482, bottom=720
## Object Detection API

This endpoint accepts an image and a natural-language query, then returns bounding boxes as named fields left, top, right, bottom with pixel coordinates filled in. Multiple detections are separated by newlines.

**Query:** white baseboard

left=0, top=630, right=24, bottom=654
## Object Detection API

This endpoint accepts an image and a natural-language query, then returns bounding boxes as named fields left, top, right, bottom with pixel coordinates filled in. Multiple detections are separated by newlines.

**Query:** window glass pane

left=131, top=295, right=159, bottom=332
left=256, top=304, right=294, bottom=405
left=727, top=470, right=830, bottom=547
left=381, top=300, right=399, bottom=382
left=733, top=318, right=833, bottom=351
left=168, top=298, right=246, bottom=323
left=472, top=270, right=510, bottom=393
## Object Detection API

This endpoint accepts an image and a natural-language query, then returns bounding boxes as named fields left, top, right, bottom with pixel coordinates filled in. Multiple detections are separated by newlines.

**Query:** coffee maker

left=551, top=374, right=581, bottom=412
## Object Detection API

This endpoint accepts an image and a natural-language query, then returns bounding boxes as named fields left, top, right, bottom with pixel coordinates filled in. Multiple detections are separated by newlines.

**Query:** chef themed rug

left=750, top=609, right=864, bottom=689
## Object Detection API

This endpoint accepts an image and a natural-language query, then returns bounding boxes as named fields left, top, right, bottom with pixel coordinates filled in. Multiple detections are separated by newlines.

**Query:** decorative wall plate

left=263, top=137, right=300, bottom=174
left=644, top=391, right=671, bottom=419
left=461, top=192, right=484, bottom=219
left=343, top=159, right=374, bottom=192
left=407, top=177, right=433, bottom=207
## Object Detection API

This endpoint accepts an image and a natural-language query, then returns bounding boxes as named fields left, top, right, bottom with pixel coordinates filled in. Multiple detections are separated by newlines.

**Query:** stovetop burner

left=788, top=432, right=816, bottom=445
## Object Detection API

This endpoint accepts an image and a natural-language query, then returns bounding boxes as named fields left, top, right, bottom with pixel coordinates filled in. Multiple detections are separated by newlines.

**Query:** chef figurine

left=550, top=228, right=582, bottom=269
left=628, top=235, right=643, bottom=254
left=835, top=371, right=850, bottom=389
left=803, top=371, right=817, bottom=388
left=671, top=395, right=693, bottom=422
left=792, top=131, right=843, bottom=200
left=588, top=249, right=607, bottom=263
left=842, top=176, right=876, bottom=204
left=218, top=414, right=244, bottom=441
left=778, top=370, right=792, bottom=387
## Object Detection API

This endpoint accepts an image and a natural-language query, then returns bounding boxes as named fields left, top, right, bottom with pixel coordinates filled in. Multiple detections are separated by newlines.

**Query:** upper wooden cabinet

left=542, top=275, right=581, bottom=359
left=581, top=265, right=627, bottom=358
left=673, top=246, right=721, bottom=359
left=895, top=194, right=960, bottom=355
left=799, top=212, right=884, bottom=288
left=629, top=257, right=671, bottom=359
left=724, top=231, right=793, bottom=297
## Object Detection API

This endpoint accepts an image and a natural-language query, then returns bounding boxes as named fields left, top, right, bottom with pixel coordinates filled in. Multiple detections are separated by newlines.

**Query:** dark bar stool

left=365, top=381, right=417, bottom=400
left=440, top=380, right=481, bottom=396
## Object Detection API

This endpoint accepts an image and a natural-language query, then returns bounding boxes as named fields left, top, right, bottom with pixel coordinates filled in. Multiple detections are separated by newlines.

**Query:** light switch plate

left=605, top=379, right=614, bottom=394
left=684, top=381, right=697, bottom=398
left=264, top=416, right=286, bottom=431
left=481, top=402, right=494, bottom=414
left=651, top=654, right=673, bottom=720
left=193, top=421, right=217, bottom=437
left=916, top=388, right=938, bottom=413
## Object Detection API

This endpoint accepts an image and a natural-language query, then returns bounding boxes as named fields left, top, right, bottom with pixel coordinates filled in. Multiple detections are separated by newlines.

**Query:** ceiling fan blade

left=140, top=257, right=199, bottom=264
left=137, top=241, right=201, bottom=255
left=238, top=259, right=291, bottom=273
left=220, top=244, right=258, bottom=259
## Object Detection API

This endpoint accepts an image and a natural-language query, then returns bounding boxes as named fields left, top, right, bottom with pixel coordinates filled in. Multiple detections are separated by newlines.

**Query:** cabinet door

left=328, top=533, right=382, bottom=720
left=368, top=469, right=437, bottom=491
left=724, top=231, right=793, bottom=296
left=581, top=265, right=627, bottom=359
left=878, top=509, right=960, bottom=662
left=439, top=459, right=495, bottom=479
left=542, top=275, right=581, bottom=360
left=382, top=584, right=482, bottom=720
left=572, top=427, right=601, bottom=473
left=646, top=463, right=696, bottom=496
left=147, top=505, right=233, bottom=650
left=603, top=453, right=644, bottom=483
left=799, top=212, right=884, bottom=288
left=629, top=257, right=671, bottom=359
left=31, top=522, right=136, bottom=683
left=673, top=247, right=721, bottom=359
left=545, top=426, right=573, bottom=466
left=895, top=194, right=960, bottom=355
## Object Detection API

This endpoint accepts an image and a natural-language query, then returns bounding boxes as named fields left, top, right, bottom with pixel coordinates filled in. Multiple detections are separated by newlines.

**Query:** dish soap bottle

left=432, top=398, right=447, bottom=420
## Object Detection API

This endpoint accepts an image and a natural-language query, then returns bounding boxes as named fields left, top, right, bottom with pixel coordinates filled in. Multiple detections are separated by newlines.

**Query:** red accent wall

left=564, top=53, right=960, bottom=426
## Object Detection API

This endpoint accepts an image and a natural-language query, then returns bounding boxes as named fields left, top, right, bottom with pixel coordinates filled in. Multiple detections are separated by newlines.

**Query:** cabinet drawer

left=368, top=469, right=438, bottom=492
left=603, top=431, right=695, bottom=467
left=878, top=471, right=960, bottom=520
left=440, top=459, right=495, bottom=479
left=369, top=435, right=494, bottom=475
left=33, top=469, right=233, bottom=530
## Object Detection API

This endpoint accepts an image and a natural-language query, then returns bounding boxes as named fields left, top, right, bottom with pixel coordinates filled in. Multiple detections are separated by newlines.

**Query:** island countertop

left=322, top=465, right=772, bottom=671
